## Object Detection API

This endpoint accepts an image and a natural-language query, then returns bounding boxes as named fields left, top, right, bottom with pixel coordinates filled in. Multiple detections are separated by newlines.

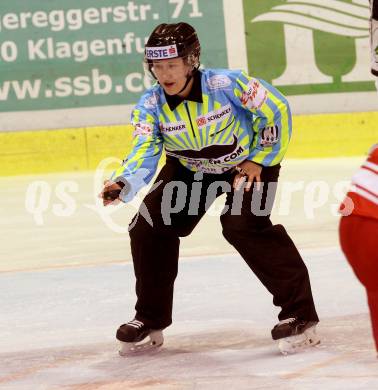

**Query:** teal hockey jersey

left=112, top=68, right=292, bottom=202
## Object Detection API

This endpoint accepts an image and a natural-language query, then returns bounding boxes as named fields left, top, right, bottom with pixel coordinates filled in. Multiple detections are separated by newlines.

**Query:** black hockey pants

left=129, top=158, right=319, bottom=329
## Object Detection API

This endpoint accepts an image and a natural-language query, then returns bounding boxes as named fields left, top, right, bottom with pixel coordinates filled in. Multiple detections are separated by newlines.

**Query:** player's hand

left=99, top=180, right=123, bottom=206
left=233, top=160, right=262, bottom=192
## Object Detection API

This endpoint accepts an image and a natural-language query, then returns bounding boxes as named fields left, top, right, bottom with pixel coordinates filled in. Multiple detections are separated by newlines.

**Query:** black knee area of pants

left=220, top=213, right=272, bottom=243
left=221, top=220, right=307, bottom=270
left=128, top=212, right=196, bottom=241
left=128, top=212, right=154, bottom=241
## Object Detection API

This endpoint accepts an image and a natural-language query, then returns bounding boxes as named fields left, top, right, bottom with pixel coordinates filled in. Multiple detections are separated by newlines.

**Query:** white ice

left=1, top=158, right=377, bottom=390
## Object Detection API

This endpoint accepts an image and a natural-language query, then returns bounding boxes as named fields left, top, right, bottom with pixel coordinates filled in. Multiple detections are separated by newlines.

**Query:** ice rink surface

left=1, top=158, right=377, bottom=389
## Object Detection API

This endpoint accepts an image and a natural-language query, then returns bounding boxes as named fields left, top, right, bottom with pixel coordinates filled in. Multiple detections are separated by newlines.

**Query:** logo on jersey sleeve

left=207, top=75, right=232, bottom=90
left=144, top=93, right=159, bottom=109
left=260, top=125, right=279, bottom=147
left=133, top=123, right=154, bottom=136
left=241, top=79, right=268, bottom=110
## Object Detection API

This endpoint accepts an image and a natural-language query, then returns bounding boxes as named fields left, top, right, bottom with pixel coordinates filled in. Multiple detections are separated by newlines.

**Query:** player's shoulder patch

left=259, top=125, right=279, bottom=147
left=240, top=78, right=268, bottom=110
left=203, top=69, right=237, bottom=91
left=143, top=91, right=160, bottom=110
left=206, top=74, right=232, bottom=90
left=133, top=122, right=154, bottom=137
left=136, top=85, right=161, bottom=111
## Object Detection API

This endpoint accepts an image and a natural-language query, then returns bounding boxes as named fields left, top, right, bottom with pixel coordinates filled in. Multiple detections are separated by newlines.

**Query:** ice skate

left=116, top=319, right=164, bottom=356
left=271, top=318, right=320, bottom=355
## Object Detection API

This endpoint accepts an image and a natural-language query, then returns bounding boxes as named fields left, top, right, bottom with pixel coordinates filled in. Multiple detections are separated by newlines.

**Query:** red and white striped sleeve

left=340, top=144, right=378, bottom=219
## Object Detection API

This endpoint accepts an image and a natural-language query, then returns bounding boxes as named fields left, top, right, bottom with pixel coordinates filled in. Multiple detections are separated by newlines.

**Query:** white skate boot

left=271, top=318, right=320, bottom=355
left=116, top=319, right=164, bottom=356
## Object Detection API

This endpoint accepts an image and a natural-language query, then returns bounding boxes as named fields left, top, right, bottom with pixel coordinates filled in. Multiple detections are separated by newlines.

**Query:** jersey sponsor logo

left=260, top=125, right=279, bottom=147
left=208, top=145, right=245, bottom=164
left=133, top=122, right=153, bottom=136
left=207, top=75, right=232, bottom=90
left=240, top=79, right=268, bottom=110
left=196, top=117, right=207, bottom=127
left=166, top=141, right=245, bottom=173
left=196, top=104, right=232, bottom=128
left=187, top=162, right=231, bottom=174
left=167, top=134, right=238, bottom=160
left=160, top=121, right=187, bottom=134
left=144, top=92, right=159, bottom=109
left=145, top=45, right=178, bottom=60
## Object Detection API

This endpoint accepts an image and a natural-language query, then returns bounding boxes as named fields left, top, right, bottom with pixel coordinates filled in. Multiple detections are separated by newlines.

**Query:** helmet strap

left=177, top=74, right=193, bottom=95
left=176, top=64, right=199, bottom=95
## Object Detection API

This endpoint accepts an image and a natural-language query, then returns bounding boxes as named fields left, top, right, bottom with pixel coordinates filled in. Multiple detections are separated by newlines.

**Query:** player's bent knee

left=128, top=213, right=154, bottom=239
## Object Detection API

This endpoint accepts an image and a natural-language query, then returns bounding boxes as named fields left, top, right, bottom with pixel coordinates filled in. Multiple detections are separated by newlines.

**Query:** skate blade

left=119, top=330, right=164, bottom=356
left=278, top=326, right=320, bottom=355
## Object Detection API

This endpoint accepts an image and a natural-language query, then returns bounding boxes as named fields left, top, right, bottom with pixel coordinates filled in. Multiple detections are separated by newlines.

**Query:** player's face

left=152, top=58, right=191, bottom=95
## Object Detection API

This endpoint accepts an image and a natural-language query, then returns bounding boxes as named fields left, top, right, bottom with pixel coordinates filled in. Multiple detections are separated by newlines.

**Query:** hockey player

left=100, top=22, right=319, bottom=355
left=339, top=144, right=378, bottom=355
left=338, top=1, right=378, bottom=356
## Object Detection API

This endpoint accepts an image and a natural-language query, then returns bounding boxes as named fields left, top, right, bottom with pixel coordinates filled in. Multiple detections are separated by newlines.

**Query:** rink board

left=1, top=111, right=378, bottom=176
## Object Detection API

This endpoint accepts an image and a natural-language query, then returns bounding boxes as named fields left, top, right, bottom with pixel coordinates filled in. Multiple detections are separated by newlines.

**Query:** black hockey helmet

left=144, top=22, right=201, bottom=78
